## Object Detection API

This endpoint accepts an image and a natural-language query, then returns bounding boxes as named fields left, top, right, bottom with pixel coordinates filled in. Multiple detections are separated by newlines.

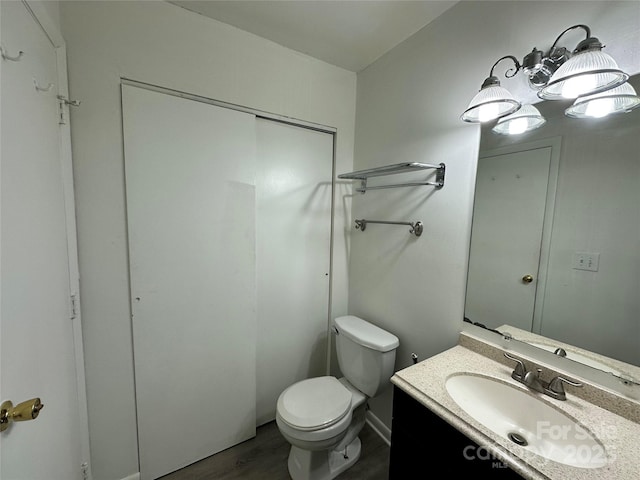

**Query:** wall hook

left=0, top=46, right=24, bottom=62
left=57, top=95, right=81, bottom=107
left=33, top=78, right=54, bottom=92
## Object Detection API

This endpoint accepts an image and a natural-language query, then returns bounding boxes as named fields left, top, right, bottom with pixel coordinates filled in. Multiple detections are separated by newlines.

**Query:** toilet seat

left=277, top=376, right=352, bottom=431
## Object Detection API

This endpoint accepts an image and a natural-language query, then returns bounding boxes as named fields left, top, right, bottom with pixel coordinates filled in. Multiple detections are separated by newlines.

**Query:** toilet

left=275, top=315, right=400, bottom=480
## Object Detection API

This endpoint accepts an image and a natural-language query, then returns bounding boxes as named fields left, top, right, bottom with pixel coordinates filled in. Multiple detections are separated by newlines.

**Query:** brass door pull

left=522, top=274, right=534, bottom=284
left=0, top=398, right=44, bottom=432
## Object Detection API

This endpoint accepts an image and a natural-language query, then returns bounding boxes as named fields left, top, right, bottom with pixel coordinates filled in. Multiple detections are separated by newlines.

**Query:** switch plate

left=572, top=252, right=600, bottom=272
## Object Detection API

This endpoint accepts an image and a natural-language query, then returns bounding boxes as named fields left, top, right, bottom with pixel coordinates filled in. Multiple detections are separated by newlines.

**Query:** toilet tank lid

left=334, top=315, right=399, bottom=352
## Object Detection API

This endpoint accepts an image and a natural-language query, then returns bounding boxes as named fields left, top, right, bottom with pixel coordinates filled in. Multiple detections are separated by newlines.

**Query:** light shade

left=538, top=48, right=628, bottom=100
left=492, top=104, right=546, bottom=135
left=565, top=82, right=640, bottom=118
left=461, top=77, right=521, bottom=123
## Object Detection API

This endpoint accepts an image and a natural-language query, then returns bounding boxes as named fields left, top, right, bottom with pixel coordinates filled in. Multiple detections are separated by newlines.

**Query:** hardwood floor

left=160, top=420, right=390, bottom=480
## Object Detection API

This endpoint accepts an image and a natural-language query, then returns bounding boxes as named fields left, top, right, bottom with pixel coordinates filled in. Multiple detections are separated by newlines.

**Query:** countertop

left=391, top=341, right=640, bottom=480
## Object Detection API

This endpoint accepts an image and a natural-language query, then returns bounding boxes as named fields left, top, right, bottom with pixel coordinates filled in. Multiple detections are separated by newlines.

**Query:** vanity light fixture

left=537, top=25, right=628, bottom=100
left=491, top=104, right=546, bottom=135
left=565, top=82, right=640, bottom=118
left=461, top=55, right=521, bottom=123
left=461, top=24, right=630, bottom=124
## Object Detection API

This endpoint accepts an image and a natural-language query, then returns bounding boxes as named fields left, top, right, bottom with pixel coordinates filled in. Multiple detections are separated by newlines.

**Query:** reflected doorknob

left=0, top=398, right=44, bottom=432
left=522, top=274, right=534, bottom=284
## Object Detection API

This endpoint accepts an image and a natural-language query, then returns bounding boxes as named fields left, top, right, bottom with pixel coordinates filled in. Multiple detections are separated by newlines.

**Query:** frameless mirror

left=464, top=74, right=640, bottom=377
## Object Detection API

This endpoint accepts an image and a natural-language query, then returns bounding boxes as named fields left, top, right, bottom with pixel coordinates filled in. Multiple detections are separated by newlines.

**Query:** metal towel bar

left=355, top=219, right=423, bottom=237
left=338, top=162, right=445, bottom=193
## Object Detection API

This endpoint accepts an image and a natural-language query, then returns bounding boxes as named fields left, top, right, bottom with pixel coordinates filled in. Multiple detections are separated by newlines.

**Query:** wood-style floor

left=160, top=420, right=390, bottom=480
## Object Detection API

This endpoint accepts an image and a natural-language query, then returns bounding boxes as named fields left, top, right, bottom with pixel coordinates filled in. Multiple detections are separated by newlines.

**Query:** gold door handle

left=0, top=398, right=44, bottom=432
left=522, top=274, right=534, bottom=284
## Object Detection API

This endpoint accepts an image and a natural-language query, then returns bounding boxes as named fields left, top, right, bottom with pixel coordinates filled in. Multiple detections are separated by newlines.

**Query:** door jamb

left=23, top=2, right=92, bottom=478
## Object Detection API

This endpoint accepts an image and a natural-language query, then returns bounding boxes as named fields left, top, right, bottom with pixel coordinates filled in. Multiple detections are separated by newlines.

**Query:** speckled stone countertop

left=391, top=343, right=640, bottom=480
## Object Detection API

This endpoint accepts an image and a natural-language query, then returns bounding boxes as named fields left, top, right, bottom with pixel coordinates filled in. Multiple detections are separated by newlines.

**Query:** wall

left=479, top=76, right=640, bottom=366
left=60, top=2, right=356, bottom=479
left=32, top=0, right=60, bottom=28
left=349, top=0, right=640, bottom=430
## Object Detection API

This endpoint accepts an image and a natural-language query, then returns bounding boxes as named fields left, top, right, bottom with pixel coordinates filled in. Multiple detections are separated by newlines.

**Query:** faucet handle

left=503, top=352, right=526, bottom=380
left=547, top=375, right=583, bottom=400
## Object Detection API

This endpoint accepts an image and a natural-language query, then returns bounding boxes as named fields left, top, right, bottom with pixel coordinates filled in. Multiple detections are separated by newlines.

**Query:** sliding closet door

left=256, top=120, right=333, bottom=425
left=122, top=84, right=257, bottom=480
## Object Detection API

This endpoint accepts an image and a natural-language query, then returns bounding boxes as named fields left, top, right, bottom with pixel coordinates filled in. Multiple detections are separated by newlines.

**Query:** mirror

left=464, top=74, right=640, bottom=376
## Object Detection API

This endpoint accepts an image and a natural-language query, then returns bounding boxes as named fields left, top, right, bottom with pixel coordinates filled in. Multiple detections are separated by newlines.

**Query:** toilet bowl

left=275, top=315, right=399, bottom=480
left=276, top=376, right=354, bottom=451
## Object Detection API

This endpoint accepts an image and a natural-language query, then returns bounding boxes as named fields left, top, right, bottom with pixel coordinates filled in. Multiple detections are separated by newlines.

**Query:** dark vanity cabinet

left=389, top=386, right=524, bottom=478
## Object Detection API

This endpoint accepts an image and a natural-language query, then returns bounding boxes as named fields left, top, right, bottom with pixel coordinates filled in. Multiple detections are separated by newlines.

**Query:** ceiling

left=168, top=1, right=459, bottom=72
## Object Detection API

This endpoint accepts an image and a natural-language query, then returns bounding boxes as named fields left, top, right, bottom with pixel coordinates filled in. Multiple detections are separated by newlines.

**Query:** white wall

left=59, top=2, right=356, bottom=479
left=349, top=0, right=640, bottom=429
left=31, top=0, right=60, bottom=28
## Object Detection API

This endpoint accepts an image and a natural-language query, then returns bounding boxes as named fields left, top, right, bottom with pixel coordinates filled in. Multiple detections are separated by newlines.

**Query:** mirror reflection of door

left=465, top=146, right=554, bottom=332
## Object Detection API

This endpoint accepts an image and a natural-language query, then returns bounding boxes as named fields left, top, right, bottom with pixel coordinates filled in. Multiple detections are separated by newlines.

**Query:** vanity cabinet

left=389, top=386, right=524, bottom=478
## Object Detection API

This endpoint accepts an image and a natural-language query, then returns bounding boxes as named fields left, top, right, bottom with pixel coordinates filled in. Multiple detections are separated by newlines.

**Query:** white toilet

left=275, top=315, right=400, bottom=480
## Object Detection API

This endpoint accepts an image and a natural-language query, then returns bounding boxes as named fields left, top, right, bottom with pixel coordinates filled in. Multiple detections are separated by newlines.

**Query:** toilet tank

left=333, top=315, right=400, bottom=398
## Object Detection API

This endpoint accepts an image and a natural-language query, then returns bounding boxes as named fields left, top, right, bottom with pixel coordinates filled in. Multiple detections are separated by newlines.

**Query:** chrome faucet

left=522, top=368, right=546, bottom=393
left=503, top=352, right=583, bottom=401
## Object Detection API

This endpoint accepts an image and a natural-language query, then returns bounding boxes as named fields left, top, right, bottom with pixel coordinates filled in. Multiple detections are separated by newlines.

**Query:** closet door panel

left=256, top=119, right=333, bottom=425
left=122, top=84, right=257, bottom=480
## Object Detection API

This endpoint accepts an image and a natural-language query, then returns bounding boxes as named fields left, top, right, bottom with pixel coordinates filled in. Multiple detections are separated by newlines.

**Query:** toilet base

left=328, top=436, right=361, bottom=478
left=287, top=437, right=362, bottom=480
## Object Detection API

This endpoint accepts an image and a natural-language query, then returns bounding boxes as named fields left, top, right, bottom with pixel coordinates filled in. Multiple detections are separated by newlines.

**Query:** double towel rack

left=340, top=162, right=442, bottom=239
left=355, top=219, right=423, bottom=237
left=338, top=162, right=445, bottom=193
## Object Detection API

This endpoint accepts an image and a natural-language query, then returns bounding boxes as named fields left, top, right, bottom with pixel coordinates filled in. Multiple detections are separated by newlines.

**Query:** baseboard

left=365, top=410, right=391, bottom=446
left=121, top=473, right=140, bottom=480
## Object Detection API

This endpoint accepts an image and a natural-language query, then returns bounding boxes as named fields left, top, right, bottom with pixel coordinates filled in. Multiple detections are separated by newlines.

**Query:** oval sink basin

left=445, top=373, right=607, bottom=468
left=527, top=342, right=623, bottom=376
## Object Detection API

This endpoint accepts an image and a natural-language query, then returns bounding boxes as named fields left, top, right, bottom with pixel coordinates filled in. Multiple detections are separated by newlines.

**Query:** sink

left=527, top=342, right=623, bottom=376
left=445, top=373, right=607, bottom=468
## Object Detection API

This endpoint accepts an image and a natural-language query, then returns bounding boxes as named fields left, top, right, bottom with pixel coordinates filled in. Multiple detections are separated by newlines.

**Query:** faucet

left=523, top=369, right=546, bottom=394
left=503, top=352, right=583, bottom=401
left=554, top=347, right=567, bottom=357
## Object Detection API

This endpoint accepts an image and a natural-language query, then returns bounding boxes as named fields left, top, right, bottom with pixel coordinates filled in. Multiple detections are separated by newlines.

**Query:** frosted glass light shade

left=565, top=82, right=640, bottom=118
left=538, top=49, right=628, bottom=100
left=492, top=104, right=546, bottom=135
left=461, top=82, right=520, bottom=123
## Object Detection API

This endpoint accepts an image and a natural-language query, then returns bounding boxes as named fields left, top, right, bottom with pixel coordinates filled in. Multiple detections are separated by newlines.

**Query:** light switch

left=572, top=252, right=600, bottom=272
